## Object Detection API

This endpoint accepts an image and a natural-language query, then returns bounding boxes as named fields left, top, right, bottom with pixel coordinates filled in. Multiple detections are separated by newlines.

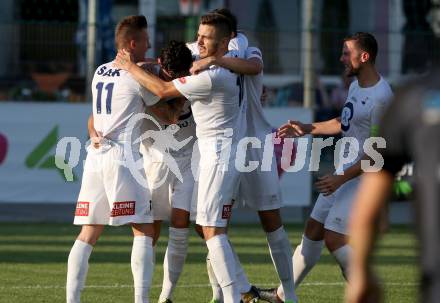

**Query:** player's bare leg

left=324, top=229, right=350, bottom=280
left=258, top=209, right=297, bottom=303
left=67, top=225, right=105, bottom=303
left=131, top=223, right=155, bottom=303
left=159, top=208, right=190, bottom=303
left=153, top=220, right=163, bottom=246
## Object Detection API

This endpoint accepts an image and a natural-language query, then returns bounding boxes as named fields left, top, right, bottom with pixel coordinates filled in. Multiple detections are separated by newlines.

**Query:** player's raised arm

left=115, top=49, right=182, bottom=100
left=190, top=55, right=262, bottom=75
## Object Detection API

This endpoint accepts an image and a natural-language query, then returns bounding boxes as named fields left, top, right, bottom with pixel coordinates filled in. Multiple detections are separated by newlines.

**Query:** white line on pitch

left=0, top=281, right=418, bottom=290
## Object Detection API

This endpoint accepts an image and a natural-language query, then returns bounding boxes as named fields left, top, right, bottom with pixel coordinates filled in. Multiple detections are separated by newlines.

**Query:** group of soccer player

left=66, top=7, right=394, bottom=303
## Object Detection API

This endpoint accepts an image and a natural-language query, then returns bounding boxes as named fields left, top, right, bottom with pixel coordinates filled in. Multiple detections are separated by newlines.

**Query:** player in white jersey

left=264, top=32, right=393, bottom=302
left=139, top=41, right=197, bottom=303
left=115, top=13, right=250, bottom=303
left=89, top=40, right=196, bottom=303
left=191, top=42, right=298, bottom=302
left=66, top=16, right=162, bottom=303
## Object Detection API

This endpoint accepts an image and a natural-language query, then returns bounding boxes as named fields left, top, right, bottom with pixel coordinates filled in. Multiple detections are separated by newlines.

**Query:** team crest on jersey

left=75, top=202, right=90, bottom=216
left=341, top=102, right=354, bottom=131
left=178, top=77, right=187, bottom=84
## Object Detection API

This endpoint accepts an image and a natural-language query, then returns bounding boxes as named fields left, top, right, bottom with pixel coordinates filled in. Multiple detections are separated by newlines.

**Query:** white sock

left=266, top=227, right=297, bottom=302
left=66, top=240, right=93, bottom=303
left=230, top=241, right=251, bottom=294
left=207, top=252, right=223, bottom=302
left=131, top=236, right=154, bottom=303
left=331, top=245, right=352, bottom=280
left=159, top=227, right=189, bottom=302
left=206, top=235, right=241, bottom=303
left=277, top=234, right=323, bottom=300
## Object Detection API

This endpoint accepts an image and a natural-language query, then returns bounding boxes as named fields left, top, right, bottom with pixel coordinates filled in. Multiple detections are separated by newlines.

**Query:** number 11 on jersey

left=96, top=82, right=114, bottom=114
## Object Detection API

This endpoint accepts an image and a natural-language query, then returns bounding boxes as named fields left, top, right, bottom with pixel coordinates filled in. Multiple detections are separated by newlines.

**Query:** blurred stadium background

left=0, top=0, right=428, bottom=221
left=0, top=1, right=432, bottom=301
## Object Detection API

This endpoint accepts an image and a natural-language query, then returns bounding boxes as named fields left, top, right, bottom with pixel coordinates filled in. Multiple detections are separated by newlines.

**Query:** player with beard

left=260, top=32, right=393, bottom=302
left=189, top=9, right=298, bottom=302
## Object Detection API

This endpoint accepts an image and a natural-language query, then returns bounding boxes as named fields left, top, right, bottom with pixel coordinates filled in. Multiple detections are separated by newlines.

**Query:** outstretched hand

left=114, top=49, right=135, bottom=71
left=277, top=120, right=310, bottom=138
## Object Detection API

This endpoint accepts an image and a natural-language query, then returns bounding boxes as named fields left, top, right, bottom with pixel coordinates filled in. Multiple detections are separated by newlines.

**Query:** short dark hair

left=115, top=15, right=148, bottom=50
left=159, top=40, right=193, bottom=78
left=344, top=32, right=378, bottom=63
left=210, top=8, right=237, bottom=34
left=200, top=13, right=233, bottom=40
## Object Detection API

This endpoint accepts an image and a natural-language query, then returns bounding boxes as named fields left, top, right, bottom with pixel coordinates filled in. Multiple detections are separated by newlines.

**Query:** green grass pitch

left=0, top=223, right=418, bottom=302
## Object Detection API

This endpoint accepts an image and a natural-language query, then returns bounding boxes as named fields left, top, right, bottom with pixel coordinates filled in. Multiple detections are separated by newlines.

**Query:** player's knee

left=77, top=225, right=104, bottom=246
left=194, top=224, right=204, bottom=239
left=304, top=218, right=325, bottom=241
left=131, top=223, right=155, bottom=238
left=171, top=210, right=189, bottom=228
left=324, top=230, right=346, bottom=252
left=258, top=209, right=282, bottom=232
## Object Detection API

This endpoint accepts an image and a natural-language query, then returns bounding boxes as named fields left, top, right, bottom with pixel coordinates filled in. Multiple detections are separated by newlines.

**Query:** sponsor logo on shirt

left=178, top=77, right=187, bottom=84
left=111, top=201, right=135, bottom=217
left=75, top=202, right=90, bottom=216
left=222, top=204, right=232, bottom=219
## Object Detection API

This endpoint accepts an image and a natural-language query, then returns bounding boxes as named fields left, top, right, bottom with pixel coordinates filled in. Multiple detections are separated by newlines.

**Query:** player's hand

left=190, top=56, right=215, bottom=75
left=277, top=120, right=310, bottom=138
left=315, top=174, right=345, bottom=196
left=346, top=270, right=382, bottom=303
left=114, top=49, right=135, bottom=71
left=90, top=135, right=103, bottom=149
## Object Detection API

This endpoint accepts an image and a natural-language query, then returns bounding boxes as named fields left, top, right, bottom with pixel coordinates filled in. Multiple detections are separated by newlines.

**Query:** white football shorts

left=194, top=140, right=241, bottom=228
left=74, top=142, right=153, bottom=226
left=310, top=175, right=361, bottom=235
left=236, top=148, right=282, bottom=211
left=144, top=156, right=195, bottom=221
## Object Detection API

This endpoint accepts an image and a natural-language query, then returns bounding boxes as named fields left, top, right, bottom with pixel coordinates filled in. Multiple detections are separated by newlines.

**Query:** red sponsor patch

left=178, top=77, right=187, bottom=84
left=75, top=202, right=90, bottom=216
left=222, top=204, right=232, bottom=219
left=111, top=201, right=136, bottom=217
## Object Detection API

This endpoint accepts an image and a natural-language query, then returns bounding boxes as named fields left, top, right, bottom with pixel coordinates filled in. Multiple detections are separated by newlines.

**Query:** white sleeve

left=186, top=41, right=199, bottom=56
left=172, top=71, right=212, bottom=103
left=228, top=32, right=248, bottom=58
left=245, top=47, right=263, bottom=61
left=139, top=86, right=160, bottom=106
